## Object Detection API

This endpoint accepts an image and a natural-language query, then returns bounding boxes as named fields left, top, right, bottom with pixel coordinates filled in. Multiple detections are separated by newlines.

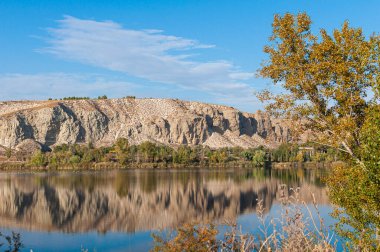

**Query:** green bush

left=252, top=150, right=266, bottom=166
left=29, top=151, right=47, bottom=167
left=242, top=151, right=253, bottom=161
left=69, top=155, right=81, bottom=165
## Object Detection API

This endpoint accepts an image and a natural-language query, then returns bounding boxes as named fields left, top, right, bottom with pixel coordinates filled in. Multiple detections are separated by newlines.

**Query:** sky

left=0, top=0, right=379, bottom=112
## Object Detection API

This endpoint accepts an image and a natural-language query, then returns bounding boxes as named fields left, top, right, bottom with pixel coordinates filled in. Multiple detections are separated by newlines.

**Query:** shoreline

left=0, top=160, right=340, bottom=172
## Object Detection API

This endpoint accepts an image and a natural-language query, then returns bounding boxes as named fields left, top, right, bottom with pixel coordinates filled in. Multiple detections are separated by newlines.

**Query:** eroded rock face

left=0, top=99, right=292, bottom=149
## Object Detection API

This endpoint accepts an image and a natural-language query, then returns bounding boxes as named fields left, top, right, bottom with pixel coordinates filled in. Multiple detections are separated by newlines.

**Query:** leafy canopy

left=327, top=106, right=380, bottom=249
left=258, top=13, right=379, bottom=160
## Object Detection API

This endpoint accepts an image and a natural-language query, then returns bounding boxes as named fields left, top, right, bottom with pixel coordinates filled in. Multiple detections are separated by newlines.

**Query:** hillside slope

left=0, top=98, right=291, bottom=149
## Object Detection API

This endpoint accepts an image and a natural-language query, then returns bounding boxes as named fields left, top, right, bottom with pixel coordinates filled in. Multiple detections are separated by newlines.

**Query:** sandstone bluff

left=0, top=98, right=291, bottom=150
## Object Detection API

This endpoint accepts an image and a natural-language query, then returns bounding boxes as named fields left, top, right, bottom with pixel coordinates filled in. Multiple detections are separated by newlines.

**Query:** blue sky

left=1, top=0, right=379, bottom=112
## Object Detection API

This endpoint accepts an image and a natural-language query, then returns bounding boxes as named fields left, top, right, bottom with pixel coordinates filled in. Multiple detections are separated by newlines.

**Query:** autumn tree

left=114, top=138, right=129, bottom=164
left=259, top=13, right=380, bottom=249
left=258, top=13, right=379, bottom=164
left=328, top=105, right=380, bottom=249
left=152, top=223, right=218, bottom=252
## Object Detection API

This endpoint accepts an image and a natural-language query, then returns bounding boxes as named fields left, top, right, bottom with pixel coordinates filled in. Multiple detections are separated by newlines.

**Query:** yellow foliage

left=258, top=13, right=379, bottom=162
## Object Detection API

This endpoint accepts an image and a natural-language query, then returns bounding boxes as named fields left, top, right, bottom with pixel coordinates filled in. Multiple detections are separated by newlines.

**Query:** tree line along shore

left=0, top=138, right=341, bottom=170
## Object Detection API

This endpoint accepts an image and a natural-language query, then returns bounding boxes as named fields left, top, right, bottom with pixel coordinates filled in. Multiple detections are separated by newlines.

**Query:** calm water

left=0, top=168, right=336, bottom=251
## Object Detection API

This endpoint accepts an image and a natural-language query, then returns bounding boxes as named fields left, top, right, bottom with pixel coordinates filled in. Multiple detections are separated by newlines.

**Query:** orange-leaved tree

left=258, top=12, right=380, bottom=249
left=258, top=13, right=379, bottom=164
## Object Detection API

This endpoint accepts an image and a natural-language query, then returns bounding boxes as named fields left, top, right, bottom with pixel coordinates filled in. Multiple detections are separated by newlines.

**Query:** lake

left=0, top=167, right=336, bottom=251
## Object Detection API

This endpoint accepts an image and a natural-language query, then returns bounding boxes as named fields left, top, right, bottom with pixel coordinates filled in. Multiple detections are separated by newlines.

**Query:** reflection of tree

left=0, top=169, right=329, bottom=233
left=270, top=168, right=328, bottom=188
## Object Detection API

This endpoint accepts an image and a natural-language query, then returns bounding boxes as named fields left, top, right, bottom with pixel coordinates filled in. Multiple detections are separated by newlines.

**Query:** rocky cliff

left=0, top=98, right=291, bottom=149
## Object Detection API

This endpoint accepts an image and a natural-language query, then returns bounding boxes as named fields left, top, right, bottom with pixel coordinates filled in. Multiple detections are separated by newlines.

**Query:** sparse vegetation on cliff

left=97, top=95, right=108, bottom=99
left=61, top=96, right=90, bottom=100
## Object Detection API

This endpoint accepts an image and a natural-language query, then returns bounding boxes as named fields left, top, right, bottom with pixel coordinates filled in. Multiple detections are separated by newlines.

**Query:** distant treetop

left=97, top=95, right=108, bottom=100
left=61, top=96, right=90, bottom=100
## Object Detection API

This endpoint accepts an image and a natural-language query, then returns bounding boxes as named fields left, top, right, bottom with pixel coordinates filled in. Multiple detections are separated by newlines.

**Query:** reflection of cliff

left=0, top=169, right=329, bottom=233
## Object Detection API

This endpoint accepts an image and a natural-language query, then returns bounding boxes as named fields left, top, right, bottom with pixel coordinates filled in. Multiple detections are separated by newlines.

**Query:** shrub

left=209, top=149, right=229, bottom=164
left=69, top=155, right=81, bottom=165
left=252, top=149, right=266, bottom=166
left=0, top=231, right=23, bottom=252
left=152, top=189, right=336, bottom=251
left=152, top=223, right=218, bottom=252
left=29, top=151, right=47, bottom=167
left=82, top=151, right=95, bottom=163
left=242, top=150, right=253, bottom=161
left=173, top=146, right=196, bottom=164
left=138, top=141, right=158, bottom=162
left=114, top=138, right=129, bottom=153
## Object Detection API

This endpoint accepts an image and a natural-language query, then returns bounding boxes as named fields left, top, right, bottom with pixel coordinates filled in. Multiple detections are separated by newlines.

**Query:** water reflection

left=0, top=168, right=329, bottom=234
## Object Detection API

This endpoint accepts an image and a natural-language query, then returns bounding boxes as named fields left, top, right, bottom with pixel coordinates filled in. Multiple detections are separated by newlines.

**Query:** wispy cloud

left=0, top=73, right=136, bottom=100
left=41, top=16, right=255, bottom=94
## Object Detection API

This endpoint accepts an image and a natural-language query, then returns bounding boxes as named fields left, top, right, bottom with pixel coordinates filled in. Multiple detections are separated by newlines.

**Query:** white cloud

left=0, top=73, right=137, bottom=100
left=42, top=16, right=255, bottom=94
left=0, top=16, right=261, bottom=111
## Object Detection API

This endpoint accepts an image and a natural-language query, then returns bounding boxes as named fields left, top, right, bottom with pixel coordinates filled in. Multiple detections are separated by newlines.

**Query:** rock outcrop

left=0, top=98, right=292, bottom=149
